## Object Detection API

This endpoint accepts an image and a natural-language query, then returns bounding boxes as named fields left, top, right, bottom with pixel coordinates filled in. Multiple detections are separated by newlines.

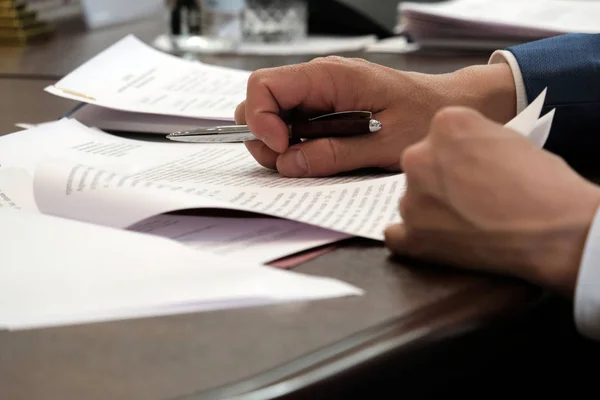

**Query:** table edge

left=176, top=279, right=545, bottom=400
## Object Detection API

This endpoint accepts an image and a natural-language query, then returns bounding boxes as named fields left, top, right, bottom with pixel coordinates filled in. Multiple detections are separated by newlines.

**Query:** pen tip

left=369, top=119, right=382, bottom=133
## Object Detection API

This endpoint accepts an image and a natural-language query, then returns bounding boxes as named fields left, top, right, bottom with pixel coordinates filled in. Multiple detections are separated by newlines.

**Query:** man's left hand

left=384, top=107, right=600, bottom=296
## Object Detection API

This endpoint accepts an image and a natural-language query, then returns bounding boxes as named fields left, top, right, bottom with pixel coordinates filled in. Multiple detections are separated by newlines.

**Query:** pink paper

left=268, top=245, right=338, bottom=269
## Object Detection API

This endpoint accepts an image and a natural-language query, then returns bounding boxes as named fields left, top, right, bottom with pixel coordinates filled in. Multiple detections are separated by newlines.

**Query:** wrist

left=529, top=184, right=600, bottom=297
left=448, top=63, right=517, bottom=124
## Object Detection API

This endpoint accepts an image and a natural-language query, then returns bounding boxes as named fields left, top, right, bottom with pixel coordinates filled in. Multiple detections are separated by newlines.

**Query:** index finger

left=244, top=63, right=327, bottom=153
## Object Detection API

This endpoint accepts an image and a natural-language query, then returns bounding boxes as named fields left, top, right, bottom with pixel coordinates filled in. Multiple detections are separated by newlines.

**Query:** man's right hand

left=235, top=56, right=517, bottom=177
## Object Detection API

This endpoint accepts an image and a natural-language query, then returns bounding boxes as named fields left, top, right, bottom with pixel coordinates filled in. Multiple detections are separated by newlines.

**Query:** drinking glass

left=243, top=0, right=308, bottom=43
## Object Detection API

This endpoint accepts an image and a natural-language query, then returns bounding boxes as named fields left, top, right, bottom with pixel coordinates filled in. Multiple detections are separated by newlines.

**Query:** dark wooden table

left=0, top=14, right=583, bottom=400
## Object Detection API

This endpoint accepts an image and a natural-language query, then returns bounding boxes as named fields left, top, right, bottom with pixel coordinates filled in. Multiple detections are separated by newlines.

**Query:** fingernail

left=278, top=149, right=308, bottom=177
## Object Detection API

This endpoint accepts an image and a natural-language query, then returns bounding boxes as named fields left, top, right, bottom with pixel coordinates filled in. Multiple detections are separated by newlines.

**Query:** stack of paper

left=44, top=34, right=251, bottom=134
left=0, top=207, right=361, bottom=330
left=398, top=0, right=600, bottom=50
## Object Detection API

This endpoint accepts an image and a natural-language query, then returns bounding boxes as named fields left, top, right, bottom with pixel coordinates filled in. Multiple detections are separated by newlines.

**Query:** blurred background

left=6, top=0, right=596, bottom=55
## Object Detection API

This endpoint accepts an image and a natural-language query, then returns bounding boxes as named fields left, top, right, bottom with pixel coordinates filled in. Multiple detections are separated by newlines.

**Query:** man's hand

left=235, top=57, right=516, bottom=177
left=384, top=107, right=600, bottom=296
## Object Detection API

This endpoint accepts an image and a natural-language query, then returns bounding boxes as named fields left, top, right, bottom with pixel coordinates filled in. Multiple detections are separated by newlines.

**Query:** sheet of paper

left=505, top=88, right=547, bottom=136
left=0, top=118, right=140, bottom=175
left=127, top=214, right=351, bottom=265
left=2, top=93, right=551, bottom=243
left=0, top=118, right=400, bottom=241
left=44, top=35, right=250, bottom=121
left=0, top=128, right=348, bottom=264
left=0, top=168, right=38, bottom=212
left=504, top=89, right=555, bottom=148
left=366, top=36, right=421, bottom=54
left=69, top=104, right=226, bottom=134
left=0, top=209, right=361, bottom=330
left=34, top=158, right=405, bottom=241
left=527, top=108, right=555, bottom=148
left=400, top=0, right=600, bottom=35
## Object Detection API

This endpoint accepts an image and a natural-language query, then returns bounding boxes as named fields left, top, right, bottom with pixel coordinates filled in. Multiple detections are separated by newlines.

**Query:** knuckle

left=248, top=69, right=269, bottom=87
left=431, top=107, right=460, bottom=130
left=348, top=57, right=369, bottom=64
left=431, top=106, right=479, bottom=138
left=311, top=55, right=347, bottom=66
left=310, top=56, right=371, bottom=72
left=548, top=152, right=569, bottom=168
left=326, top=138, right=346, bottom=167
left=309, top=56, right=350, bottom=67
left=400, top=144, right=427, bottom=175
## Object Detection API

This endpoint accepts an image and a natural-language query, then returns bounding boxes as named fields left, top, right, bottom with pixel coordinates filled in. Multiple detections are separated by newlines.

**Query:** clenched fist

left=384, top=107, right=600, bottom=296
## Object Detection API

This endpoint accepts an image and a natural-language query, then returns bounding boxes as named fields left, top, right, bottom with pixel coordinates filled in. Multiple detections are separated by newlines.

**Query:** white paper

left=0, top=209, right=361, bottom=330
left=128, top=214, right=351, bottom=264
left=0, top=126, right=348, bottom=264
left=0, top=168, right=38, bottom=212
left=366, top=36, right=421, bottom=54
left=44, top=35, right=250, bottom=121
left=34, top=155, right=405, bottom=241
left=0, top=118, right=401, bottom=241
left=504, top=89, right=555, bottom=148
left=68, top=104, right=226, bottom=135
left=526, top=108, right=555, bottom=148
left=400, top=0, right=600, bottom=34
left=1, top=92, right=550, bottom=245
left=505, top=88, right=546, bottom=135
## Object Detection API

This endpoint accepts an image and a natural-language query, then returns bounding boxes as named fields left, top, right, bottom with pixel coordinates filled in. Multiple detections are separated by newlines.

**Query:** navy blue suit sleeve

left=507, top=34, right=600, bottom=171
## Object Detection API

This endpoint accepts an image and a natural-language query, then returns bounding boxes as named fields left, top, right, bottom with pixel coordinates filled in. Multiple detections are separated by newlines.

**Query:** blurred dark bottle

left=168, top=0, right=201, bottom=36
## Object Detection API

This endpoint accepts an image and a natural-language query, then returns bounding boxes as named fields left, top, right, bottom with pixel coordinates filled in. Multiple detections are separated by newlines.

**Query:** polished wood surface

left=0, top=15, right=545, bottom=400
left=0, top=79, right=78, bottom=134
left=0, top=241, right=540, bottom=400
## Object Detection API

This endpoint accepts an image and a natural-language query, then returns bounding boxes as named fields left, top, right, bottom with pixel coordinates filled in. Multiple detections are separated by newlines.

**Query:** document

left=0, top=168, right=38, bottom=212
left=399, top=0, right=600, bottom=50
left=0, top=138, right=349, bottom=265
left=33, top=149, right=404, bottom=240
left=400, top=0, right=600, bottom=35
left=128, top=214, right=351, bottom=265
left=0, top=90, right=551, bottom=245
left=0, top=209, right=361, bottom=330
left=44, top=35, right=250, bottom=121
left=0, top=118, right=402, bottom=241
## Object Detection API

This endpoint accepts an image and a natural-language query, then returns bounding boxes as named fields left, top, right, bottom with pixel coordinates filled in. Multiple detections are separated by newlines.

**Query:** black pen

left=166, top=111, right=382, bottom=143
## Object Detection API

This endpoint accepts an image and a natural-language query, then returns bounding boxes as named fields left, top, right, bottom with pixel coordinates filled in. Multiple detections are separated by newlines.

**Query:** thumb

left=275, top=135, right=383, bottom=178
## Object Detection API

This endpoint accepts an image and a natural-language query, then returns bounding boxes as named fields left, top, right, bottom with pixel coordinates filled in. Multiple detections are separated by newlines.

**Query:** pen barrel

left=290, top=120, right=372, bottom=139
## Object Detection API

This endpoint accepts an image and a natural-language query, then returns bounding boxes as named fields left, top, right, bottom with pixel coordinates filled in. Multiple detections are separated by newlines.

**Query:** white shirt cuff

left=489, top=49, right=600, bottom=342
left=488, top=50, right=528, bottom=115
left=574, top=205, right=600, bottom=341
